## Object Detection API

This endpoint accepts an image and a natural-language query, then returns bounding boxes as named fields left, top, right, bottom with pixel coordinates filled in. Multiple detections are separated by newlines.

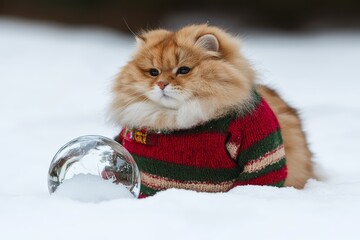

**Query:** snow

left=53, top=174, right=134, bottom=202
left=1, top=17, right=360, bottom=240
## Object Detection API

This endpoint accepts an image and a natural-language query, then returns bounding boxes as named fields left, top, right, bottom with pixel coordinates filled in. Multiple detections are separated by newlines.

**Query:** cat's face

left=111, top=24, right=255, bottom=130
left=132, top=33, right=205, bottom=109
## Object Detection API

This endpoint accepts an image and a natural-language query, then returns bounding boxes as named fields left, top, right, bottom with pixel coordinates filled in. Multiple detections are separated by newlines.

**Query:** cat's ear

left=195, top=34, right=219, bottom=53
left=135, top=35, right=146, bottom=46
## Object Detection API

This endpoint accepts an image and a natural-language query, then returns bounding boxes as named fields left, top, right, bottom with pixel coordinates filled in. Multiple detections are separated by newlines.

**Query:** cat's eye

left=176, top=66, right=191, bottom=75
left=149, top=68, right=160, bottom=77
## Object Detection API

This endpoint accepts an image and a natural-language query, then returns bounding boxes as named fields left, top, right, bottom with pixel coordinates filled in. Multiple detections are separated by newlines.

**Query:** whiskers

left=110, top=92, right=145, bottom=122
left=122, top=93, right=145, bottom=107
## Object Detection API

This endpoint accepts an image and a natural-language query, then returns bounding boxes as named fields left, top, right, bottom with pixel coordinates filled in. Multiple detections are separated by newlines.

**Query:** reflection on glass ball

left=48, top=135, right=140, bottom=198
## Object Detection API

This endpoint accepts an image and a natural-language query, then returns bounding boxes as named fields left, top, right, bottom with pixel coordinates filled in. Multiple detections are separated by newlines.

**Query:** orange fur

left=257, top=85, right=316, bottom=188
left=110, top=24, right=316, bottom=189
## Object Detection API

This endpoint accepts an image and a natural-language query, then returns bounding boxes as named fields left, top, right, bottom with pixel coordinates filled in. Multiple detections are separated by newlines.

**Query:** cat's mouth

left=147, top=88, right=184, bottom=109
left=161, top=92, right=173, bottom=99
left=158, top=92, right=181, bottom=109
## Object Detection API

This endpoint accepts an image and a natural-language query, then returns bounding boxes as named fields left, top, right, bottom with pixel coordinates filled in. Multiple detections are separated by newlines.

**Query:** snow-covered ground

left=1, top=17, right=360, bottom=240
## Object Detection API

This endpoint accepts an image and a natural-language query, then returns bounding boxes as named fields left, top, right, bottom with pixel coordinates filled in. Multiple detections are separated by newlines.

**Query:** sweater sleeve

left=227, top=97, right=287, bottom=187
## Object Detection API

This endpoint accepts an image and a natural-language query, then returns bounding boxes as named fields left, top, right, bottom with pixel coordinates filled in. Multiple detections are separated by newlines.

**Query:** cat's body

left=110, top=24, right=315, bottom=194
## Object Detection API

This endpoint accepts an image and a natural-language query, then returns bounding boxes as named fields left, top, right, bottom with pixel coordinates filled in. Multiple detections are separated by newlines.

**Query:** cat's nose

left=156, top=81, right=169, bottom=90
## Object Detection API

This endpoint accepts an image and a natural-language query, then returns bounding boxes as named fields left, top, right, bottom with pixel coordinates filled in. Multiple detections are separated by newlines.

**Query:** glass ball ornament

left=48, top=135, right=141, bottom=198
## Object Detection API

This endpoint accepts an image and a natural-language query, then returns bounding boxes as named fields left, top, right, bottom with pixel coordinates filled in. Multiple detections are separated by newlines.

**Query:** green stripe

left=237, top=129, right=284, bottom=166
left=271, top=180, right=285, bottom=187
left=238, top=158, right=286, bottom=181
left=134, top=154, right=240, bottom=182
left=181, top=112, right=235, bottom=134
left=140, top=184, right=158, bottom=196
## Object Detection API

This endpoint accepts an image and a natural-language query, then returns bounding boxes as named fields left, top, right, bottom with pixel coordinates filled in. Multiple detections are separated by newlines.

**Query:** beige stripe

left=141, top=172, right=235, bottom=193
left=226, top=141, right=240, bottom=159
left=243, top=145, right=285, bottom=173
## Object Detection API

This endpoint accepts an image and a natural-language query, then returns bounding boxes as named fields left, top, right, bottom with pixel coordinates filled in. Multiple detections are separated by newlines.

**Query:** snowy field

left=1, top=17, right=360, bottom=239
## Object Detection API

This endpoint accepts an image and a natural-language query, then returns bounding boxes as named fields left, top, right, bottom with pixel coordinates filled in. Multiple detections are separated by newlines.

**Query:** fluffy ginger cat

left=110, top=24, right=315, bottom=197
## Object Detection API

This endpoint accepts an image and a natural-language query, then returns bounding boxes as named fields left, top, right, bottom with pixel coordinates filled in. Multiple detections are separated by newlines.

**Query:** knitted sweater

left=116, top=91, right=287, bottom=197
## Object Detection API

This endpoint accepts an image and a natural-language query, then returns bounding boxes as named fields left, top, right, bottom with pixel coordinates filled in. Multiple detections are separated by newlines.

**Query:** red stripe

left=138, top=193, right=148, bottom=199
left=234, top=166, right=288, bottom=186
left=122, top=132, right=237, bottom=169
left=227, top=98, right=280, bottom=151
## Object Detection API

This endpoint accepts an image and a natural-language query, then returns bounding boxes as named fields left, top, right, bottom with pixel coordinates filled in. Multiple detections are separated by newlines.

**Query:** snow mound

left=53, top=174, right=133, bottom=202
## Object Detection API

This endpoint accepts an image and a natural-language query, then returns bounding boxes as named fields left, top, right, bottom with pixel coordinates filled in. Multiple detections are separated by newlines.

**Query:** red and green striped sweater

left=116, top=91, right=287, bottom=197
